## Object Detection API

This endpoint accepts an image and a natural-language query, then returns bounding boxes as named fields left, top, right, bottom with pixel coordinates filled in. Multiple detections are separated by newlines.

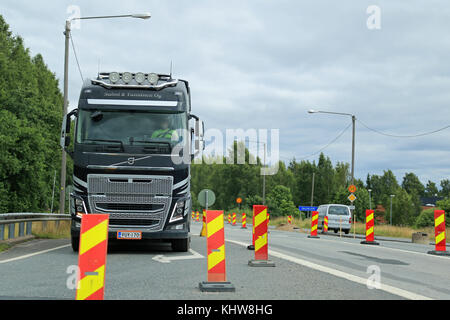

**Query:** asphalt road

left=0, top=220, right=448, bottom=300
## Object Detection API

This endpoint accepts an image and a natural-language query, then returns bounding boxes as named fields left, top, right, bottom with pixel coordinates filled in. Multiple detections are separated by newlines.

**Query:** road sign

left=348, top=194, right=357, bottom=202
left=348, top=185, right=357, bottom=193
left=236, top=197, right=242, bottom=204
left=349, top=205, right=356, bottom=210
left=298, top=206, right=318, bottom=211
left=198, top=189, right=216, bottom=208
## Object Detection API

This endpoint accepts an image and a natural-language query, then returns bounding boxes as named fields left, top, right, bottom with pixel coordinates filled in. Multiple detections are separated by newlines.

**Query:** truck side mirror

left=60, top=109, right=78, bottom=149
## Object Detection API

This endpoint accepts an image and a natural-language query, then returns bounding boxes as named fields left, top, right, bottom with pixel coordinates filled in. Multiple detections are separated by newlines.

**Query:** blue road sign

left=298, top=206, right=318, bottom=211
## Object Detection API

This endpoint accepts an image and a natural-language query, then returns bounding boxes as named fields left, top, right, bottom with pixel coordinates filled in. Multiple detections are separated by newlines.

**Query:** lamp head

left=132, top=13, right=151, bottom=19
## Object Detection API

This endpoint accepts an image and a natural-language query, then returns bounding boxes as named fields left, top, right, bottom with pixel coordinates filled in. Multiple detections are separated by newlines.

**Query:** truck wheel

left=71, top=236, right=79, bottom=252
left=172, top=238, right=190, bottom=252
left=344, top=229, right=350, bottom=235
left=334, top=229, right=338, bottom=233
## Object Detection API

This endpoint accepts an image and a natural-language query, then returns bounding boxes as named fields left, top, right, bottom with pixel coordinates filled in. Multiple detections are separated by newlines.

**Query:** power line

left=70, top=34, right=84, bottom=82
left=280, top=122, right=352, bottom=162
left=358, top=119, right=450, bottom=138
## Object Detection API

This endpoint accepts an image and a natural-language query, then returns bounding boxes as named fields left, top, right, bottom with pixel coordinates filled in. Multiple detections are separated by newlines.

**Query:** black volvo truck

left=60, top=72, right=204, bottom=252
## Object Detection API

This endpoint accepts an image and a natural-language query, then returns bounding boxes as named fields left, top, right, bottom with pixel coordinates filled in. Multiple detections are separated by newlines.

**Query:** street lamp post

left=307, top=109, right=356, bottom=186
left=390, top=194, right=395, bottom=226
left=58, top=12, right=151, bottom=214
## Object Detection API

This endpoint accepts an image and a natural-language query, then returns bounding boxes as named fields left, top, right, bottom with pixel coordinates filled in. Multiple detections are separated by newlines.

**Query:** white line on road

left=226, top=239, right=432, bottom=300
left=152, top=249, right=204, bottom=264
left=312, top=236, right=450, bottom=261
left=0, top=244, right=71, bottom=264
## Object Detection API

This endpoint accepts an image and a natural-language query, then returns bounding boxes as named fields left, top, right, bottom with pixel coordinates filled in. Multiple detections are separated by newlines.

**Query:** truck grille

left=87, top=174, right=173, bottom=230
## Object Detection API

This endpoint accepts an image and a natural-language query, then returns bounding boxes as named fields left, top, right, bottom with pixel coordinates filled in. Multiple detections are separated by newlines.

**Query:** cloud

left=1, top=0, right=449, bottom=186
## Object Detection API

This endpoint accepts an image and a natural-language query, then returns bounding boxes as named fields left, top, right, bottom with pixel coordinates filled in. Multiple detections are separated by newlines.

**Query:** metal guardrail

left=0, top=213, right=71, bottom=241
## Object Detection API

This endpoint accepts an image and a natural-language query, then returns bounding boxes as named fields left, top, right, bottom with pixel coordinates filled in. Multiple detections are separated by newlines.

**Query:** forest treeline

left=191, top=141, right=450, bottom=227
left=0, top=15, right=69, bottom=213
left=0, top=15, right=448, bottom=228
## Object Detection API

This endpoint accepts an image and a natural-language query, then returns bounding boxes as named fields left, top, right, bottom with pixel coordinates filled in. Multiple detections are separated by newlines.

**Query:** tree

left=425, top=180, right=439, bottom=197
left=440, top=179, right=450, bottom=198
left=266, top=185, right=296, bottom=217
left=0, top=15, right=63, bottom=213
left=388, top=188, right=417, bottom=226
left=402, top=173, right=425, bottom=197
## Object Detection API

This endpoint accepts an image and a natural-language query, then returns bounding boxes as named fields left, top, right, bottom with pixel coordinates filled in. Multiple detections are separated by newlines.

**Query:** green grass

left=0, top=243, right=11, bottom=252
left=32, top=221, right=71, bottom=239
left=268, top=216, right=435, bottom=240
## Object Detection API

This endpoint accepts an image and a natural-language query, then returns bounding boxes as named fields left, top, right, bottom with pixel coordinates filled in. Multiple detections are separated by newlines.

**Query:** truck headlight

left=74, top=197, right=87, bottom=218
left=169, top=201, right=185, bottom=223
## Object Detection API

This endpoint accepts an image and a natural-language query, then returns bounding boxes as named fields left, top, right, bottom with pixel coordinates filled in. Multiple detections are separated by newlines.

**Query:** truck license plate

left=117, top=231, right=142, bottom=240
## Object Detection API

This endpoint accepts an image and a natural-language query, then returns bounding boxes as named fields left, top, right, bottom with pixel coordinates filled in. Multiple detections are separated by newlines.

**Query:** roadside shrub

left=414, top=209, right=435, bottom=228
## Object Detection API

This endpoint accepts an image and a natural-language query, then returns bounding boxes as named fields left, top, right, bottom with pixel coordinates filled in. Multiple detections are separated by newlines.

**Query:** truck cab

left=60, top=72, right=204, bottom=252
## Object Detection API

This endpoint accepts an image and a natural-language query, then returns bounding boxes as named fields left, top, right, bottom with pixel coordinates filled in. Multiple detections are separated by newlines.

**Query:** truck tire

left=71, top=235, right=79, bottom=252
left=344, top=229, right=350, bottom=235
left=172, top=238, right=190, bottom=252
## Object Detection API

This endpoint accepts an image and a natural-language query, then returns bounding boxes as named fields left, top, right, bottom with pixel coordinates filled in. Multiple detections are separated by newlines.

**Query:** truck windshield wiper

left=84, top=139, right=124, bottom=151
left=133, top=141, right=171, bottom=154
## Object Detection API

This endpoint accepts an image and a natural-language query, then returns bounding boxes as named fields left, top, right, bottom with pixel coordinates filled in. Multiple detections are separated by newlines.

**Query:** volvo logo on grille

left=128, top=157, right=136, bottom=165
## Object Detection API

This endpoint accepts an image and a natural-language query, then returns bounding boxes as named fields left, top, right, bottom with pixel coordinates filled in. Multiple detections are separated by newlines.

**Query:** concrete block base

left=248, top=260, right=276, bottom=267
left=360, top=240, right=379, bottom=245
left=199, top=282, right=236, bottom=292
left=427, top=250, right=450, bottom=257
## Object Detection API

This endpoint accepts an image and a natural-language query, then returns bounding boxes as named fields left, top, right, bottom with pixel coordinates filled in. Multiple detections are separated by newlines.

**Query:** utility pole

left=51, top=170, right=57, bottom=213
left=309, top=172, right=316, bottom=219
left=390, top=194, right=395, bottom=226
left=351, top=115, right=356, bottom=186
left=262, top=142, right=266, bottom=205
left=58, top=13, right=151, bottom=214
left=58, top=20, right=70, bottom=214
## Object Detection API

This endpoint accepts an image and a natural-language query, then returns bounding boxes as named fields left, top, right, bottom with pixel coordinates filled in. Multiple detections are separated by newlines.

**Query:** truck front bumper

left=71, top=219, right=189, bottom=240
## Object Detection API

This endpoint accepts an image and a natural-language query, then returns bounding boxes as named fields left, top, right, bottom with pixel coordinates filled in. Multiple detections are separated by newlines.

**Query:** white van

left=317, top=204, right=352, bottom=234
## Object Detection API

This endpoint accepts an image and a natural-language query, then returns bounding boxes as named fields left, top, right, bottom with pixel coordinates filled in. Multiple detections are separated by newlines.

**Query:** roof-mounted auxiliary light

left=109, top=72, right=120, bottom=83
left=122, top=72, right=133, bottom=84
left=135, top=72, right=146, bottom=84
left=148, top=73, right=159, bottom=85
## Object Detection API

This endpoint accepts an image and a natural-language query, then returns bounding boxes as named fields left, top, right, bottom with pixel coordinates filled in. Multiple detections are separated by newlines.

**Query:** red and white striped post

left=428, top=210, right=450, bottom=256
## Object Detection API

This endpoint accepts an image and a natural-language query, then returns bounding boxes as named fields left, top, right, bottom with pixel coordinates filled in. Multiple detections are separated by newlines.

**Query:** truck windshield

left=76, top=110, right=187, bottom=147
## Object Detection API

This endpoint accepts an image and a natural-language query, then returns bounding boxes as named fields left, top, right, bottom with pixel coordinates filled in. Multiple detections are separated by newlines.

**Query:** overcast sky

left=1, top=0, right=450, bottom=187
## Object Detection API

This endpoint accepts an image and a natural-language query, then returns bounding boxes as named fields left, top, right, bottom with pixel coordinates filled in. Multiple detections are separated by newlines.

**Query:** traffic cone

left=232, top=213, right=236, bottom=226
left=308, top=211, right=320, bottom=239
left=200, top=211, right=207, bottom=237
left=247, top=213, right=255, bottom=250
left=248, top=205, right=275, bottom=267
left=428, top=210, right=450, bottom=256
left=322, top=216, right=329, bottom=233
left=361, top=210, right=379, bottom=245
left=196, top=211, right=200, bottom=222
left=228, top=214, right=231, bottom=224
left=199, top=210, right=235, bottom=292
left=288, top=215, right=292, bottom=225
left=241, top=213, right=247, bottom=229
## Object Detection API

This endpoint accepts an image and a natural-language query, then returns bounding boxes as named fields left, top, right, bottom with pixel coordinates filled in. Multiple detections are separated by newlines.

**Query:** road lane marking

left=226, top=239, right=432, bottom=300
left=152, top=249, right=204, bottom=264
left=309, top=236, right=450, bottom=261
left=0, top=244, right=71, bottom=264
